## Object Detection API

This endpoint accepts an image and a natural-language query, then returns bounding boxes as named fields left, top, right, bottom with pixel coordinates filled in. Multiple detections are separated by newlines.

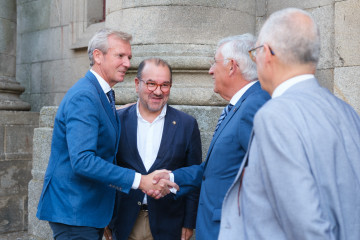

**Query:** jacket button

left=137, top=201, right=141, bottom=206
left=202, top=176, right=205, bottom=181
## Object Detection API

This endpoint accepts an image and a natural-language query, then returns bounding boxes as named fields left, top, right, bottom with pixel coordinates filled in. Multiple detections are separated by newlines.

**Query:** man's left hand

left=181, top=227, right=194, bottom=240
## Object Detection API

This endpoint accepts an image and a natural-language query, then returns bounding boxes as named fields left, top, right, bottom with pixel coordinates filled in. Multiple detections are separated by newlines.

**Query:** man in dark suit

left=152, top=34, right=270, bottom=240
left=104, top=58, right=202, bottom=240
left=36, top=29, right=177, bottom=240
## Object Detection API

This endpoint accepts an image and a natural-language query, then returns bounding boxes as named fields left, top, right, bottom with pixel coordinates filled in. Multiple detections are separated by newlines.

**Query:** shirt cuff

left=132, top=172, right=141, bottom=189
left=169, top=173, right=177, bottom=194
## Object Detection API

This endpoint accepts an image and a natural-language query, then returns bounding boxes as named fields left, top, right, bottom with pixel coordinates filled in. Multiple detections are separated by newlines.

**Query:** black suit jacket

left=110, top=104, right=202, bottom=239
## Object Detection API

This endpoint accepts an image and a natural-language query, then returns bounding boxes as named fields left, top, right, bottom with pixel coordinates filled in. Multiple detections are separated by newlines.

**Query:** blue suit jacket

left=37, top=70, right=136, bottom=228
left=173, top=82, right=270, bottom=240
left=219, top=78, right=360, bottom=240
left=110, top=104, right=202, bottom=240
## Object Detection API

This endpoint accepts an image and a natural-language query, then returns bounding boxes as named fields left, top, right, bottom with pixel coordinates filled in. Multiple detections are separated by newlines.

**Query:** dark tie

left=213, top=103, right=233, bottom=135
left=106, top=89, right=116, bottom=116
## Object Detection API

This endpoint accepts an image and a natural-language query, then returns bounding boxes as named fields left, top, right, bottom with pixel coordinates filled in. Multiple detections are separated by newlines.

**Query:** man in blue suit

left=105, top=58, right=202, bottom=240
left=219, top=8, right=360, bottom=240
left=153, top=34, right=270, bottom=240
left=36, top=29, right=177, bottom=240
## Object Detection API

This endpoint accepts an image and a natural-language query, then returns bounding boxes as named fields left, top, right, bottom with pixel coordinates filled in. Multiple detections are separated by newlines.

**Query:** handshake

left=139, top=170, right=178, bottom=199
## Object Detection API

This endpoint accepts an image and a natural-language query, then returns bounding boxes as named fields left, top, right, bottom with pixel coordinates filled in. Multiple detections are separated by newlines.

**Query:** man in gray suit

left=219, top=8, right=360, bottom=240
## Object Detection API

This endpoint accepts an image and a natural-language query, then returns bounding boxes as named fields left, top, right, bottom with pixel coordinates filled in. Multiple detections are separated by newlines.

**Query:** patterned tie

left=106, top=89, right=116, bottom=116
left=213, top=103, right=233, bottom=135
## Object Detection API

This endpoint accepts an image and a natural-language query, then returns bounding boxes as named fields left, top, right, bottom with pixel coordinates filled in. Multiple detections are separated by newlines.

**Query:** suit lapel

left=124, top=105, right=147, bottom=172
left=204, top=82, right=261, bottom=170
left=86, top=71, right=119, bottom=133
left=149, top=106, right=177, bottom=172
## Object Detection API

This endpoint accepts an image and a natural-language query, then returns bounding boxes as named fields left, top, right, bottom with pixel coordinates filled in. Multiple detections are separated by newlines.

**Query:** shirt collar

left=272, top=74, right=314, bottom=98
left=229, top=80, right=258, bottom=106
left=90, top=69, right=112, bottom=94
left=136, top=101, right=167, bottom=123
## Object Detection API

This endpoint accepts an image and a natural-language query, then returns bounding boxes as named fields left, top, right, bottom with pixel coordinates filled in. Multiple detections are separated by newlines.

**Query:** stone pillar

left=105, top=1, right=257, bottom=107
left=0, top=0, right=30, bottom=110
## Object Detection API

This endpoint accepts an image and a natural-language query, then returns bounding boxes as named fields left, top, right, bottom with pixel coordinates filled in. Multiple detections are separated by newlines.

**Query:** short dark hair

left=136, top=58, right=172, bottom=83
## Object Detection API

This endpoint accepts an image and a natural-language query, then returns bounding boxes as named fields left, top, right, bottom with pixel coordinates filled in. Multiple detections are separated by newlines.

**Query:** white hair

left=257, top=8, right=320, bottom=66
left=217, top=34, right=258, bottom=81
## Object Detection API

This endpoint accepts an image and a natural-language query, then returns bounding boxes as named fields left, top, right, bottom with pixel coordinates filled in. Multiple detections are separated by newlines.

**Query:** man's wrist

left=132, top=172, right=141, bottom=189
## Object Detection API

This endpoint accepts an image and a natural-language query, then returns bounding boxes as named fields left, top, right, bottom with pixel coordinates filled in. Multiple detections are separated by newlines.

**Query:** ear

left=263, top=44, right=274, bottom=63
left=135, top=77, right=140, bottom=93
left=228, top=59, right=237, bottom=76
left=93, top=49, right=103, bottom=65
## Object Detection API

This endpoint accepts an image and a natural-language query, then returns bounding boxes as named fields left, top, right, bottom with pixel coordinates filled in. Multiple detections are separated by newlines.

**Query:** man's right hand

left=139, top=170, right=178, bottom=199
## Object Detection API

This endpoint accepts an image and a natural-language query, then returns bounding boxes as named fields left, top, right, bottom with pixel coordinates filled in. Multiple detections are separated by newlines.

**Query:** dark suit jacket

left=37, top=70, right=136, bottom=228
left=173, top=82, right=270, bottom=240
left=110, top=104, right=202, bottom=240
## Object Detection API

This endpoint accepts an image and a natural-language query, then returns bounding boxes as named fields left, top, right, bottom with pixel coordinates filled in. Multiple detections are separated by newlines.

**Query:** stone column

left=105, top=1, right=257, bottom=107
left=0, top=0, right=30, bottom=110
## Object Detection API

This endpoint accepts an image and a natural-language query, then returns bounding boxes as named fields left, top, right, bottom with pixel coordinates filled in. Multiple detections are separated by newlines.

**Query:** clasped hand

left=139, top=170, right=178, bottom=199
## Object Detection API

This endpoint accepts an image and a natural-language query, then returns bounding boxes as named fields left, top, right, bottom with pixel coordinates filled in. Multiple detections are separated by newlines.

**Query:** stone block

left=0, top=111, right=39, bottom=126
left=28, top=179, right=52, bottom=240
left=0, top=196, right=27, bottom=233
left=334, top=66, right=360, bottom=115
left=106, top=5, right=256, bottom=46
left=334, top=0, right=360, bottom=67
left=0, top=160, right=32, bottom=196
left=18, top=28, right=63, bottom=64
left=39, top=107, right=58, bottom=128
left=17, top=0, right=51, bottom=33
left=309, top=5, right=334, bottom=69
left=267, top=0, right=333, bottom=13
left=0, top=0, right=16, bottom=21
left=315, top=68, right=334, bottom=92
left=32, top=128, right=53, bottom=180
left=5, top=126, right=35, bottom=154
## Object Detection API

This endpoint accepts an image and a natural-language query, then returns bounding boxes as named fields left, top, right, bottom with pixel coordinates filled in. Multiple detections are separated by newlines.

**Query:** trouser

left=128, top=209, right=154, bottom=240
left=49, top=222, right=104, bottom=240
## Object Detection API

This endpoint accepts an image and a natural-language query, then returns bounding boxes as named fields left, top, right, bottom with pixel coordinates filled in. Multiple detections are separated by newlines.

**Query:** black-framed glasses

left=139, top=79, right=172, bottom=93
left=248, top=45, right=275, bottom=62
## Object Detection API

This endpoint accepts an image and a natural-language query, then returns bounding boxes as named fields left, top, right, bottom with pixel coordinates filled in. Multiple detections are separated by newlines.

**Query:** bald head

left=258, top=8, right=320, bottom=67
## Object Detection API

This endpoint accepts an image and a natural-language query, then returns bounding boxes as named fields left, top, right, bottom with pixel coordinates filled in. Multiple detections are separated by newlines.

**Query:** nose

left=122, top=57, right=131, bottom=68
left=209, top=65, right=214, bottom=75
left=153, top=85, right=163, bottom=95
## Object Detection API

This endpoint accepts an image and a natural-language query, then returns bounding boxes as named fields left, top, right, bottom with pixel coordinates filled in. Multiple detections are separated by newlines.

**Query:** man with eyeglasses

left=152, top=34, right=270, bottom=240
left=219, top=8, right=360, bottom=240
left=104, top=58, right=202, bottom=240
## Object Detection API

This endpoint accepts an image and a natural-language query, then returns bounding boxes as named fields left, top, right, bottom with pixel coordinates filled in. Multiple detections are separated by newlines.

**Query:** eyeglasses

left=139, top=79, right=172, bottom=93
left=248, top=45, right=275, bottom=62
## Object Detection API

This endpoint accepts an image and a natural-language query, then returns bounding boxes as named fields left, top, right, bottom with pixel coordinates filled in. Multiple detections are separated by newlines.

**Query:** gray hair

left=217, top=34, right=258, bottom=81
left=87, top=28, right=132, bottom=67
left=257, top=8, right=320, bottom=66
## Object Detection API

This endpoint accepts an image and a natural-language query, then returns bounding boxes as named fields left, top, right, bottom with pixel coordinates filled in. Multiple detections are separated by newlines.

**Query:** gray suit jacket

left=219, top=78, right=360, bottom=240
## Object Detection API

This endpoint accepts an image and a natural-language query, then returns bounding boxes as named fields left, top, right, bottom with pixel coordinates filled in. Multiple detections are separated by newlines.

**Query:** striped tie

left=213, top=103, right=233, bottom=135
left=106, top=89, right=116, bottom=116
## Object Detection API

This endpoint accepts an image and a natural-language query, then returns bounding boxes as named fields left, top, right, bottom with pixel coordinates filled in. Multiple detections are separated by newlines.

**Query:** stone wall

left=0, top=111, right=38, bottom=238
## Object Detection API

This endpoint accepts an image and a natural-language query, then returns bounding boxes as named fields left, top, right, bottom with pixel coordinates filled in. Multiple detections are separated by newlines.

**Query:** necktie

left=106, top=89, right=116, bottom=116
left=213, top=103, right=233, bottom=135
